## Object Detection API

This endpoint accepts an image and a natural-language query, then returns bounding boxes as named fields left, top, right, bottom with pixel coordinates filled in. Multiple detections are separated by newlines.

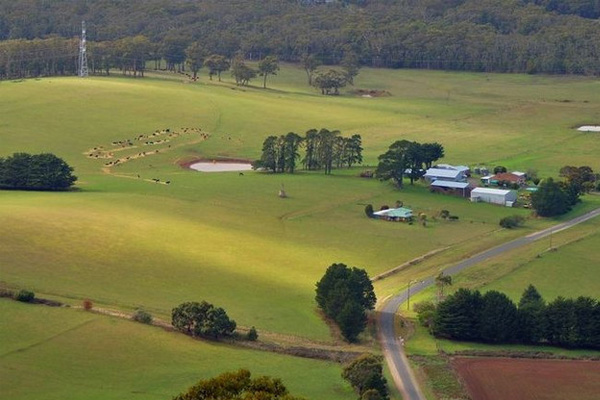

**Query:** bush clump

left=247, top=326, right=258, bottom=341
left=499, top=215, right=525, bottom=229
left=365, top=204, right=374, bottom=218
left=0, top=152, right=77, bottom=191
left=132, top=309, right=153, bottom=324
left=15, top=289, right=35, bottom=303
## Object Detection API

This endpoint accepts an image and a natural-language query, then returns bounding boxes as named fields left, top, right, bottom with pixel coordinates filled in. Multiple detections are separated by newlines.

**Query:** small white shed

left=470, top=187, right=517, bottom=207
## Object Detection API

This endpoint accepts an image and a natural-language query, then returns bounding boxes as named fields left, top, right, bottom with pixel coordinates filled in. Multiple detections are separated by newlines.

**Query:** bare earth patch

left=452, top=357, right=600, bottom=400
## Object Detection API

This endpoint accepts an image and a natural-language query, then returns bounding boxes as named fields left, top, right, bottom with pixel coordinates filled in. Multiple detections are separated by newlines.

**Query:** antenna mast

left=78, top=21, right=89, bottom=77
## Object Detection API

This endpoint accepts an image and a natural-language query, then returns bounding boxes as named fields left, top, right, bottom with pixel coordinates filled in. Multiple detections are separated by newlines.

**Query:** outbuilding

left=372, top=207, right=413, bottom=222
left=430, top=180, right=471, bottom=197
left=470, top=187, right=517, bottom=207
left=424, top=168, right=466, bottom=182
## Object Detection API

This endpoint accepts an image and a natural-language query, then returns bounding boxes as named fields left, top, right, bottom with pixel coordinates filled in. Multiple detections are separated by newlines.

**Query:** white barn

left=470, top=187, right=517, bottom=207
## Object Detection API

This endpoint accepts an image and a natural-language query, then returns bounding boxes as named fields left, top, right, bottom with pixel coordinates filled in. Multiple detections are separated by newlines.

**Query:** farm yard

left=452, top=357, right=600, bottom=400
left=1, top=64, right=600, bottom=399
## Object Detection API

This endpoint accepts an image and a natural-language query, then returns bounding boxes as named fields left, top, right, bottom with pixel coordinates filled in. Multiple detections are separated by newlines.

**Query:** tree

left=258, top=56, right=279, bottom=89
left=375, top=140, right=412, bottom=188
left=421, top=142, right=445, bottom=169
left=435, top=272, right=452, bottom=302
left=342, top=354, right=389, bottom=400
left=283, top=132, right=303, bottom=173
left=531, top=177, right=571, bottom=216
left=341, top=50, right=360, bottom=85
left=204, top=54, right=230, bottom=81
left=173, top=369, right=304, bottom=400
left=315, top=263, right=376, bottom=342
left=161, top=33, right=189, bottom=72
left=254, top=136, right=278, bottom=172
left=493, top=166, right=508, bottom=174
left=313, top=69, right=348, bottom=95
left=185, top=42, right=206, bottom=80
left=432, top=288, right=483, bottom=341
left=301, top=54, right=321, bottom=85
left=171, top=301, right=236, bottom=339
left=231, top=55, right=257, bottom=86
left=0, top=152, right=77, bottom=191
left=346, top=134, right=363, bottom=168
left=517, top=284, right=546, bottom=344
left=479, top=291, right=519, bottom=343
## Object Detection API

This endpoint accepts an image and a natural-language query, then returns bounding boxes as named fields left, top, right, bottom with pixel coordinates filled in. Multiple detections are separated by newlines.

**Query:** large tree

left=531, top=177, right=572, bottom=216
left=315, top=263, right=376, bottom=342
left=342, top=354, right=389, bottom=400
left=301, top=54, right=321, bottom=85
left=171, top=301, right=236, bottom=339
left=173, top=369, right=304, bottom=400
left=0, top=153, right=77, bottom=191
left=231, top=55, right=257, bottom=86
left=375, top=140, right=412, bottom=188
left=258, top=56, right=279, bottom=89
left=204, top=54, right=230, bottom=81
left=185, top=42, right=206, bottom=80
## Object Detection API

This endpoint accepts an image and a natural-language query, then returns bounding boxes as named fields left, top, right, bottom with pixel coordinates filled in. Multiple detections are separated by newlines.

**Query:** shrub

left=493, top=166, right=507, bottom=174
left=15, top=289, right=35, bottom=303
left=365, top=204, right=374, bottom=218
left=0, top=288, right=15, bottom=298
left=83, top=299, right=93, bottom=311
left=414, top=301, right=437, bottom=328
left=247, top=326, right=258, bottom=341
left=342, top=354, right=389, bottom=400
left=440, top=210, right=450, bottom=219
left=499, top=215, right=525, bottom=229
left=449, top=215, right=459, bottom=221
left=132, top=309, right=153, bottom=324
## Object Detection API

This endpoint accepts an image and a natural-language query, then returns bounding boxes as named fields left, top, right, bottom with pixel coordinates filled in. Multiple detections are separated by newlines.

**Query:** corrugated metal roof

left=431, top=180, right=470, bottom=189
left=373, top=207, right=413, bottom=218
left=424, top=168, right=462, bottom=179
left=471, top=187, right=514, bottom=196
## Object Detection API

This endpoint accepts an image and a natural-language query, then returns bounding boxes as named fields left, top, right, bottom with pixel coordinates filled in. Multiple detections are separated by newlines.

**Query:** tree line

left=0, top=0, right=599, bottom=76
left=253, top=129, right=363, bottom=174
left=375, top=140, right=445, bottom=187
left=418, top=285, right=600, bottom=349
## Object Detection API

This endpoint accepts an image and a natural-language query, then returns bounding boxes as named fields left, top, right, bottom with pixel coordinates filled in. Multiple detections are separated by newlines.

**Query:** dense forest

left=0, top=0, right=599, bottom=79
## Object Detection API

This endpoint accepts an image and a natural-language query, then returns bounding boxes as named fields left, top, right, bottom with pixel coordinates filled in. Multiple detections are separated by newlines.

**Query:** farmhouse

left=470, top=187, right=517, bottom=207
left=373, top=207, right=413, bottom=222
left=492, top=172, right=526, bottom=185
left=424, top=167, right=467, bottom=182
left=430, top=180, right=471, bottom=197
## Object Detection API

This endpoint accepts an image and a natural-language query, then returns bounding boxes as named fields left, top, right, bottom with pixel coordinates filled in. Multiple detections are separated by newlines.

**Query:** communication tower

left=78, top=21, right=89, bottom=77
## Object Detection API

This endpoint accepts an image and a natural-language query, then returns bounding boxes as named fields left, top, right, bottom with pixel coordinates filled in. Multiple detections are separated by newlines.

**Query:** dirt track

left=453, top=357, right=600, bottom=400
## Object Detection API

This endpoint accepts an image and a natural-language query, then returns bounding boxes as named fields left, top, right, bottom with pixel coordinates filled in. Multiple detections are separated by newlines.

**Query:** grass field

left=0, top=299, right=353, bottom=400
left=1, top=65, right=600, bottom=399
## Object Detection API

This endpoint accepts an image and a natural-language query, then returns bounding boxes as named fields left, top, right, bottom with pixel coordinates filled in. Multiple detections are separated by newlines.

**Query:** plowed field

left=453, top=357, right=600, bottom=400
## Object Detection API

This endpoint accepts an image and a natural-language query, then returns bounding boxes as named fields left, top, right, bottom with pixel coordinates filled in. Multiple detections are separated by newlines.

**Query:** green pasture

left=1, top=65, right=600, bottom=398
left=0, top=299, right=353, bottom=400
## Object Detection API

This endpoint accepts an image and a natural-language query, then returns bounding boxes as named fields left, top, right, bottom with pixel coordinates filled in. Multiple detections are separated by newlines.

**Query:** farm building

left=435, top=164, right=471, bottom=176
left=424, top=167, right=467, bottom=182
left=430, top=180, right=471, bottom=197
left=470, top=187, right=517, bottom=207
left=373, top=207, right=413, bottom=222
left=492, top=172, right=526, bottom=185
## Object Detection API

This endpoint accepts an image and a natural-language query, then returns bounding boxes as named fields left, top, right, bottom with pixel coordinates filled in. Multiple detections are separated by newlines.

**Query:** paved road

left=378, top=207, right=600, bottom=400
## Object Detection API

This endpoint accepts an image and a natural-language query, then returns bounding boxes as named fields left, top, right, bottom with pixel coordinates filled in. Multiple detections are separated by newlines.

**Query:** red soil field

left=452, top=357, right=600, bottom=400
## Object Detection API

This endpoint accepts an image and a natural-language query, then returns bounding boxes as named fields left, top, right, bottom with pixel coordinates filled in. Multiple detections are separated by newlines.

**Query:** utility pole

left=78, top=21, right=89, bottom=77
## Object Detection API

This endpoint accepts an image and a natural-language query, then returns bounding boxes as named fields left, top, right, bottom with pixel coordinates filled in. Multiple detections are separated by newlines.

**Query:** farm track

left=378, top=207, right=600, bottom=400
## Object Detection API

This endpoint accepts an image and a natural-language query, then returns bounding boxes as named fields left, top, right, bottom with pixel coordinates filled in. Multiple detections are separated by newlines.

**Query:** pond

left=189, top=161, right=253, bottom=172
left=577, top=126, right=600, bottom=132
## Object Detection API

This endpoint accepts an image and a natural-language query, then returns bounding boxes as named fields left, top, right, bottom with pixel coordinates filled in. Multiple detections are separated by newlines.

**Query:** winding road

left=378, top=207, right=600, bottom=400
